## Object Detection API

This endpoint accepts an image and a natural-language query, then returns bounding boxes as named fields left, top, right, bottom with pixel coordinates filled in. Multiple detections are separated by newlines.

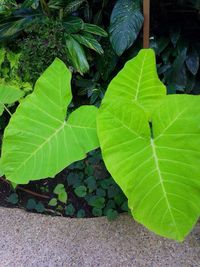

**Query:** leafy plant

left=0, top=1, right=108, bottom=74
left=0, top=84, right=24, bottom=115
left=109, top=0, right=143, bottom=56
left=26, top=198, right=45, bottom=213
left=97, top=49, right=200, bottom=241
left=0, top=47, right=31, bottom=92
left=53, top=183, right=68, bottom=204
left=151, top=0, right=200, bottom=94
left=1, top=58, right=99, bottom=184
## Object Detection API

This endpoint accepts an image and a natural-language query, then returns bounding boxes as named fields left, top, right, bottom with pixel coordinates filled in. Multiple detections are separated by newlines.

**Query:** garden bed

left=0, top=150, right=128, bottom=219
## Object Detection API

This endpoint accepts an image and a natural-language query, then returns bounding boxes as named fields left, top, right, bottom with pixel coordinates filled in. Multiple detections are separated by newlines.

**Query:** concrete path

left=0, top=207, right=200, bottom=267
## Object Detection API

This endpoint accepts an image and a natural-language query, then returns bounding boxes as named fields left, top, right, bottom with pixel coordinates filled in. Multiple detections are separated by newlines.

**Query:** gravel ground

left=0, top=207, right=200, bottom=267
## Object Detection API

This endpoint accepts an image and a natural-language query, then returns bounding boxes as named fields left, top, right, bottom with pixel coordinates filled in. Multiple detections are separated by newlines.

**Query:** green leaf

left=0, top=17, right=35, bottom=41
left=65, top=204, right=75, bottom=216
left=7, top=193, right=18, bottom=204
left=102, top=49, right=166, bottom=114
left=74, top=185, right=87, bottom=197
left=109, top=0, right=143, bottom=56
left=58, top=191, right=68, bottom=204
left=54, top=183, right=65, bottom=194
left=66, top=35, right=89, bottom=74
left=26, top=198, right=37, bottom=210
left=35, top=202, right=45, bottom=213
left=67, top=172, right=82, bottom=186
left=186, top=49, right=199, bottom=76
left=48, top=198, right=58, bottom=207
left=0, top=48, right=6, bottom=66
left=0, top=84, right=24, bottom=115
left=22, top=0, right=40, bottom=9
left=97, top=95, right=200, bottom=241
left=107, top=184, right=120, bottom=198
left=92, top=207, right=102, bottom=217
left=64, top=0, right=86, bottom=15
left=88, top=196, right=105, bottom=209
left=77, top=209, right=85, bottom=218
left=6, top=51, right=21, bottom=69
left=106, top=209, right=118, bottom=221
left=83, top=23, right=108, bottom=37
left=85, top=176, right=97, bottom=192
left=1, top=58, right=99, bottom=184
left=72, top=33, right=104, bottom=55
left=63, top=16, right=84, bottom=34
left=96, top=188, right=106, bottom=197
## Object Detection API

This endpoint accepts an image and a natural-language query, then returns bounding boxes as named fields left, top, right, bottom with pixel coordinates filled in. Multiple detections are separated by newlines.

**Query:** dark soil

left=0, top=168, right=101, bottom=217
left=0, top=153, right=128, bottom=218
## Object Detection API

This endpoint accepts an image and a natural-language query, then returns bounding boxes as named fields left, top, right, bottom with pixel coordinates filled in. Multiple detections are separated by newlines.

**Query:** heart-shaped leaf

left=103, top=49, right=166, bottom=114
left=1, top=58, right=99, bottom=184
left=97, top=95, right=200, bottom=241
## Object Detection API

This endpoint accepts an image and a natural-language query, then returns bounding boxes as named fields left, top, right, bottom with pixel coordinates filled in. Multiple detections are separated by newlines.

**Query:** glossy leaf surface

left=109, top=0, right=143, bottom=56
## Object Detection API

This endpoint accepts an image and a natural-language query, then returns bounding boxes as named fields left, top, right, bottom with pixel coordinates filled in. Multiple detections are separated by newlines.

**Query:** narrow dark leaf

left=72, top=33, right=104, bottom=54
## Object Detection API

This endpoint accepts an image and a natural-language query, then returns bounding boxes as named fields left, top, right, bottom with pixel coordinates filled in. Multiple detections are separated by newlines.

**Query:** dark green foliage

left=92, top=207, right=102, bottom=217
left=74, top=185, right=87, bottom=197
left=109, top=0, right=143, bottom=56
left=77, top=209, right=85, bottom=218
left=151, top=0, right=200, bottom=94
left=7, top=192, right=18, bottom=204
left=65, top=204, right=75, bottom=216
left=1, top=0, right=200, bottom=221
left=18, top=20, right=68, bottom=84
left=88, top=196, right=105, bottom=209
left=105, top=209, right=118, bottom=221
left=0, top=0, right=108, bottom=77
left=26, top=198, right=45, bottom=213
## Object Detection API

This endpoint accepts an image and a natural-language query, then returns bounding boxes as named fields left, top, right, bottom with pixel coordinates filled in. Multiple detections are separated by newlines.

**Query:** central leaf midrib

left=150, top=137, right=180, bottom=238
left=134, top=51, right=147, bottom=101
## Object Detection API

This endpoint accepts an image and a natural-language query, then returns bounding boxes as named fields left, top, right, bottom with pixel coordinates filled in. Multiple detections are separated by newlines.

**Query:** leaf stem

left=0, top=176, right=50, bottom=199
left=0, top=101, right=12, bottom=116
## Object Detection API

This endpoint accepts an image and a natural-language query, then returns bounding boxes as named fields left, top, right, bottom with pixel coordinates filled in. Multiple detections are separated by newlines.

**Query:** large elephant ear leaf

left=1, top=58, right=99, bottom=184
left=97, top=95, right=200, bottom=241
left=103, top=49, right=166, bottom=114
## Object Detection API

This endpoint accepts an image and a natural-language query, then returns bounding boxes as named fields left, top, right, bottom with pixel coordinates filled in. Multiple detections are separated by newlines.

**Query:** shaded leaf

left=63, top=16, right=84, bottom=34
left=64, top=0, right=85, bottom=15
left=109, top=0, right=143, bottom=56
left=72, top=33, right=104, bottom=54
left=186, top=49, right=199, bottom=75
left=74, top=185, right=87, bottom=197
left=83, top=23, right=108, bottom=37
left=66, top=35, right=89, bottom=74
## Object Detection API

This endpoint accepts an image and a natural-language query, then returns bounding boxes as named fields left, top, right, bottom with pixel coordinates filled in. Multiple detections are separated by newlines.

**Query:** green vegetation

left=97, top=49, right=200, bottom=241
left=0, top=0, right=200, bottom=241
